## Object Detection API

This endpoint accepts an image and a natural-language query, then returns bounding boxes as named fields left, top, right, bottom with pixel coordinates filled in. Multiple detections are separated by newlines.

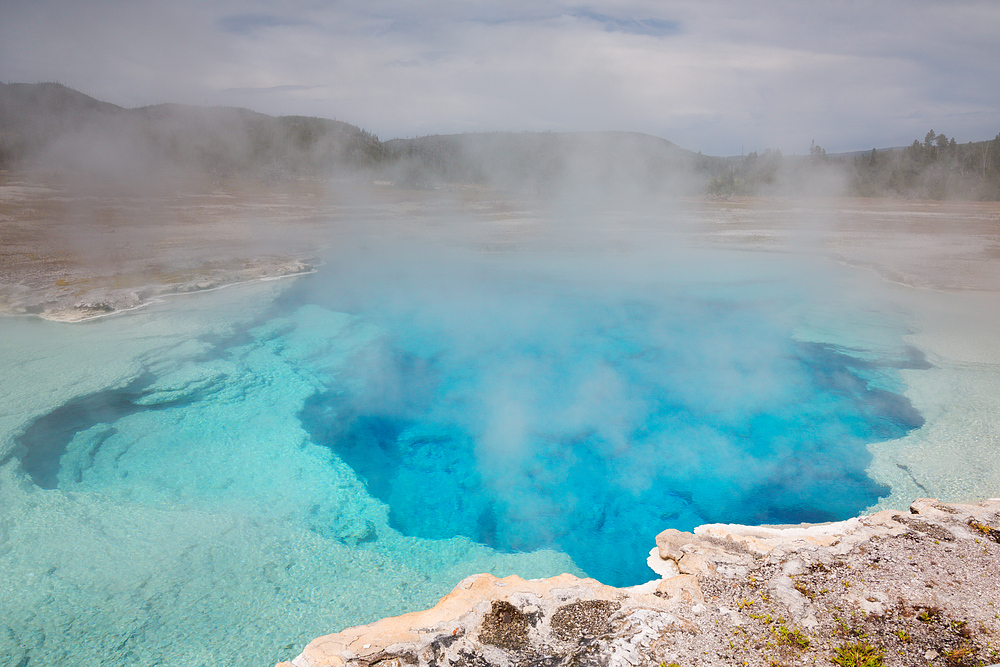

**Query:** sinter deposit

left=280, top=498, right=1000, bottom=667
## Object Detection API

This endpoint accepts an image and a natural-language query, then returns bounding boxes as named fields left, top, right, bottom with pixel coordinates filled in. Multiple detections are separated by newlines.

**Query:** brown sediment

left=0, top=170, right=337, bottom=321
left=4, top=171, right=1000, bottom=323
left=685, top=195, right=1000, bottom=293
left=0, top=171, right=555, bottom=321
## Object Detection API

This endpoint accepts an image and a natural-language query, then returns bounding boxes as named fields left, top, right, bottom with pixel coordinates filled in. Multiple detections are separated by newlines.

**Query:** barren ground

left=3, top=170, right=1000, bottom=321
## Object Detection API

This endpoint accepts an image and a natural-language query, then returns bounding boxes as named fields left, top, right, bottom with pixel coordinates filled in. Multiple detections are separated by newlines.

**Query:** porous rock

left=279, top=498, right=1000, bottom=667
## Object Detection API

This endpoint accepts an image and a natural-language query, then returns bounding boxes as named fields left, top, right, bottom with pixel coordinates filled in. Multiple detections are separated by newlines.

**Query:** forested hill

left=2, top=83, right=998, bottom=199
left=0, top=82, right=383, bottom=180
left=0, top=83, right=708, bottom=198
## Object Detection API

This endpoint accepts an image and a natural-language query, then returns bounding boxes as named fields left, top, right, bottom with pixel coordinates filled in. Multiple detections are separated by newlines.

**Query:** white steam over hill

left=0, top=82, right=750, bottom=199
left=0, top=82, right=383, bottom=182
left=3, top=83, right=999, bottom=200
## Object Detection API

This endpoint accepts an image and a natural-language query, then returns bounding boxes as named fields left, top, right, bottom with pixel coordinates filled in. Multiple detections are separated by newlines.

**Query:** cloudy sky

left=2, top=0, right=998, bottom=155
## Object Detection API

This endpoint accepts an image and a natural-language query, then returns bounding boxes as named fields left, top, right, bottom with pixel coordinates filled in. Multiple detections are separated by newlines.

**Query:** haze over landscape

left=2, top=0, right=999, bottom=156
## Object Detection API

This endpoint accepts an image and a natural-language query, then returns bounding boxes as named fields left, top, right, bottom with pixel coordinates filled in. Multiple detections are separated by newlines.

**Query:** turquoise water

left=289, top=242, right=923, bottom=584
left=0, top=237, right=925, bottom=665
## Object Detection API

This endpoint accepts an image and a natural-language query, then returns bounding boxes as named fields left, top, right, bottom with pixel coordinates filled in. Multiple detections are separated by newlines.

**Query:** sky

left=1, top=0, right=998, bottom=156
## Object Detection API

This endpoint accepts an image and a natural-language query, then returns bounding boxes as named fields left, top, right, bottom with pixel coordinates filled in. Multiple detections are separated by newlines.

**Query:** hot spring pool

left=0, top=239, right=928, bottom=665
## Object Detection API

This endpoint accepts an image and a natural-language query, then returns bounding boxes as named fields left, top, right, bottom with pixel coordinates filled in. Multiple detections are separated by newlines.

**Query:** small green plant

left=944, top=646, right=973, bottom=665
left=894, top=629, right=910, bottom=643
left=830, top=642, right=884, bottom=667
left=737, top=598, right=756, bottom=610
left=968, top=520, right=1000, bottom=541
left=917, top=606, right=941, bottom=623
left=776, top=625, right=811, bottom=649
left=832, top=617, right=869, bottom=639
left=794, top=582, right=816, bottom=600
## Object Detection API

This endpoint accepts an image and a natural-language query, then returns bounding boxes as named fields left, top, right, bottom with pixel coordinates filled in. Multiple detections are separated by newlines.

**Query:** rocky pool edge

left=279, top=497, right=1000, bottom=667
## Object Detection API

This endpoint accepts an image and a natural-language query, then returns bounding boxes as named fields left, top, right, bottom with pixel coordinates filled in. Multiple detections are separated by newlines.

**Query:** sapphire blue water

left=13, top=242, right=926, bottom=590
left=290, top=243, right=924, bottom=585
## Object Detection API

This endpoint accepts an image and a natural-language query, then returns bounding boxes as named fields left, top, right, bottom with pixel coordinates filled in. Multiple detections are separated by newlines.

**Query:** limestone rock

left=279, top=573, right=693, bottom=667
left=677, top=543, right=755, bottom=578
left=654, top=574, right=704, bottom=607
left=651, top=527, right=755, bottom=578
left=655, top=528, right=696, bottom=561
left=766, top=575, right=818, bottom=628
left=645, top=546, right=680, bottom=578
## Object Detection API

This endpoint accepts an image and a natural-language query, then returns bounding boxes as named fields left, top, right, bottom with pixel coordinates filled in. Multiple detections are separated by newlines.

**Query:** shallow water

left=0, top=236, right=927, bottom=665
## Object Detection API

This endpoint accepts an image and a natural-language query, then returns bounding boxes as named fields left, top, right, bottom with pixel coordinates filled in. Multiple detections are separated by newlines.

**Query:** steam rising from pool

left=2, top=231, right=927, bottom=663
left=289, top=240, right=923, bottom=584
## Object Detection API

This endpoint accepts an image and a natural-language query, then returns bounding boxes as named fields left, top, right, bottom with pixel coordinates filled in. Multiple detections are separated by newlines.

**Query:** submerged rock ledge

left=279, top=498, right=1000, bottom=667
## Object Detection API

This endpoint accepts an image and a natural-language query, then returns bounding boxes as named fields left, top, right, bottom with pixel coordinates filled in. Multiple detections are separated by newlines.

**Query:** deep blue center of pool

left=289, top=245, right=924, bottom=586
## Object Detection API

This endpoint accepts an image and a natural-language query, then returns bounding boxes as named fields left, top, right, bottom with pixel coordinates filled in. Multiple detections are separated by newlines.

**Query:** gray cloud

left=215, top=13, right=313, bottom=35
left=1, top=0, right=996, bottom=154
left=218, top=84, right=320, bottom=96
left=567, top=9, right=682, bottom=36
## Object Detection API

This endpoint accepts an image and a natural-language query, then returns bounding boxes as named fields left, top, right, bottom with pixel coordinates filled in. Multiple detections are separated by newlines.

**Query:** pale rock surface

left=280, top=498, right=1000, bottom=667
left=280, top=572, right=697, bottom=667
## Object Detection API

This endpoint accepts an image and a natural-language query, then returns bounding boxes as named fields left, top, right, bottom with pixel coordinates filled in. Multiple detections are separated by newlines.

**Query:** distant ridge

left=0, top=83, right=704, bottom=196
left=0, top=82, right=383, bottom=179
left=0, top=83, right=714, bottom=198
left=2, top=83, right=998, bottom=199
left=0, top=81, right=122, bottom=117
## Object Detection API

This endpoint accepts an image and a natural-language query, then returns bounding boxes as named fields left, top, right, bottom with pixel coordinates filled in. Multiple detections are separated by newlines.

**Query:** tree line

left=848, top=131, right=1000, bottom=200
left=707, top=131, right=1000, bottom=200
